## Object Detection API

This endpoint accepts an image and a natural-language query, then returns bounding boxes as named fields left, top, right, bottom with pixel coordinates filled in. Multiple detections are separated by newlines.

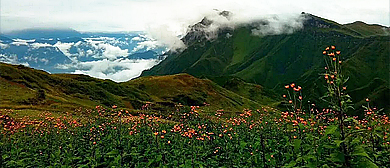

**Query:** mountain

left=5, top=28, right=83, bottom=39
left=345, top=21, right=390, bottom=37
left=0, top=35, right=13, bottom=44
left=0, top=30, right=166, bottom=80
left=0, top=40, right=72, bottom=73
left=141, top=13, right=390, bottom=113
left=128, top=50, right=158, bottom=59
left=0, top=62, right=277, bottom=112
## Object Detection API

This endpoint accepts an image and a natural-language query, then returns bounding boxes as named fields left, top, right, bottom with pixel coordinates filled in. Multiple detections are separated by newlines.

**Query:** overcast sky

left=1, top=0, right=389, bottom=33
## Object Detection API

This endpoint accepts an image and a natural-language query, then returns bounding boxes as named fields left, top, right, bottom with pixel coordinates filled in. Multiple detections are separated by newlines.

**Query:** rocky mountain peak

left=300, top=12, right=339, bottom=29
left=182, top=10, right=233, bottom=46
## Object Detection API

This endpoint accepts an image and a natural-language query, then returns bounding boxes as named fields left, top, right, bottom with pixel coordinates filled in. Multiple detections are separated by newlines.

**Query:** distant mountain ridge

left=141, top=12, right=390, bottom=113
left=5, top=28, right=83, bottom=39
left=0, top=30, right=167, bottom=78
left=0, top=62, right=277, bottom=112
left=344, top=21, right=390, bottom=37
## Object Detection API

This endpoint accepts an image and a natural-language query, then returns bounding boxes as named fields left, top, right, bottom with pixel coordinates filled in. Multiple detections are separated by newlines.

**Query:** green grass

left=0, top=63, right=277, bottom=114
left=125, top=73, right=270, bottom=111
left=345, top=21, right=390, bottom=37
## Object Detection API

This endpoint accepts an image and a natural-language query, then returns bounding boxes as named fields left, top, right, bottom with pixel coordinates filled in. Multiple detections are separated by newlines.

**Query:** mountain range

left=0, top=12, right=389, bottom=114
left=0, top=62, right=277, bottom=113
left=141, top=12, right=390, bottom=114
left=0, top=29, right=165, bottom=80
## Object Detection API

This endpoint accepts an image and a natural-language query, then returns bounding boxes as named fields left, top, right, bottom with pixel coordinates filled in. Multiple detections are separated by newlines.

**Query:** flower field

left=1, top=103, right=389, bottom=167
left=0, top=46, right=389, bottom=167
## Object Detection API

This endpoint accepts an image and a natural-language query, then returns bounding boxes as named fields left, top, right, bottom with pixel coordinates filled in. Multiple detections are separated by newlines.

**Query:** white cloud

left=54, top=40, right=129, bottom=61
left=99, top=43, right=129, bottom=60
left=132, top=40, right=159, bottom=53
left=1, top=0, right=388, bottom=34
left=40, top=58, right=49, bottom=65
left=0, top=54, right=29, bottom=66
left=11, top=39, right=35, bottom=46
left=0, top=43, right=9, bottom=49
left=74, top=41, right=83, bottom=47
left=1, top=35, right=162, bottom=82
left=251, top=14, right=306, bottom=36
left=83, top=38, right=104, bottom=45
left=131, top=36, right=142, bottom=41
left=53, top=41, right=74, bottom=57
left=145, top=10, right=306, bottom=48
left=147, top=25, right=186, bottom=51
left=23, top=56, right=39, bottom=63
left=73, top=58, right=160, bottom=82
left=86, top=49, right=93, bottom=55
left=55, top=63, right=77, bottom=70
left=1, top=0, right=388, bottom=52
left=30, top=42, right=53, bottom=49
left=0, top=54, right=17, bottom=64
left=86, top=37, right=116, bottom=41
left=82, top=38, right=129, bottom=60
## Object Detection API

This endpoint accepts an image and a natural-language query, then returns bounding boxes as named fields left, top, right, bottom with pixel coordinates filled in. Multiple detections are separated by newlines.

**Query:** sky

left=1, top=0, right=389, bottom=34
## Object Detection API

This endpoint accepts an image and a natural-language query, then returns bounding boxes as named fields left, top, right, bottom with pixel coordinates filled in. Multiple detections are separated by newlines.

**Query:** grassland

left=0, top=62, right=278, bottom=118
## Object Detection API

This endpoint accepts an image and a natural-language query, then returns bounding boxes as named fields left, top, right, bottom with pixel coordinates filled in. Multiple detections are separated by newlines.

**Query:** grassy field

left=0, top=62, right=278, bottom=115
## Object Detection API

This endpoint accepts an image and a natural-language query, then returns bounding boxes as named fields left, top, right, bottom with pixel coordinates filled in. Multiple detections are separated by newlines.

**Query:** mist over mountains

left=142, top=12, right=390, bottom=113
left=0, top=29, right=166, bottom=82
left=1, top=11, right=389, bottom=113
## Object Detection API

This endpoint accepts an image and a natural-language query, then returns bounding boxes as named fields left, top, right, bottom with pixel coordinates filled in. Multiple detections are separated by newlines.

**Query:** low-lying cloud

left=51, top=37, right=163, bottom=82
left=1, top=34, right=165, bottom=82
left=53, top=42, right=74, bottom=57
left=0, top=54, right=29, bottom=66
left=94, top=43, right=129, bottom=60
left=131, top=40, right=159, bottom=53
left=147, top=25, right=186, bottom=52
left=0, top=43, right=9, bottom=49
left=251, top=14, right=306, bottom=36
left=31, top=42, right=53, bottom=49
left=11, top=39, right=35, bottom=46
left=72, top=59, right=160, bottom=82
left=53, top=38, right=130, bottom=61
left=148, top=10, right=307, bottom=50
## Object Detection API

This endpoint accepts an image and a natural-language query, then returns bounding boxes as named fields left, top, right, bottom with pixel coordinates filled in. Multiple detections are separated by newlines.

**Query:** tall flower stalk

left=321, top=46, right=353, bottom=166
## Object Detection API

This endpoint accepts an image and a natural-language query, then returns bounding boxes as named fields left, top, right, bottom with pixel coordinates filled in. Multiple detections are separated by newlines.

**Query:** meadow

left=1, top=46, right=389, bottom=167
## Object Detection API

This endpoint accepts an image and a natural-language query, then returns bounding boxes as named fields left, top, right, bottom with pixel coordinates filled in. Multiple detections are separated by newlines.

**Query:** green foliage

left=320, top=46, right=354, bottom=113
left=141, top=15, right=390, bottom=114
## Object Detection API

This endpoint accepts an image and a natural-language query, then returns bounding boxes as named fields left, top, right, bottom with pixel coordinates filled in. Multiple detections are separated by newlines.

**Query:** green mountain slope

left=0, top=63, right=276, bottom=113
left=141, top=13, right=390, bottom=113
left=345, top=21, right=390, bottom=37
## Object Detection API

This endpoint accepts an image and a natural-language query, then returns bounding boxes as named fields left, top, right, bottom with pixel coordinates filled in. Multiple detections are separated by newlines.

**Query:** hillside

left=141, top=13, right=390, bottom=113
left=0, top=62, right=277, bottom=113
left=345, top=21, right=390, bottom=37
